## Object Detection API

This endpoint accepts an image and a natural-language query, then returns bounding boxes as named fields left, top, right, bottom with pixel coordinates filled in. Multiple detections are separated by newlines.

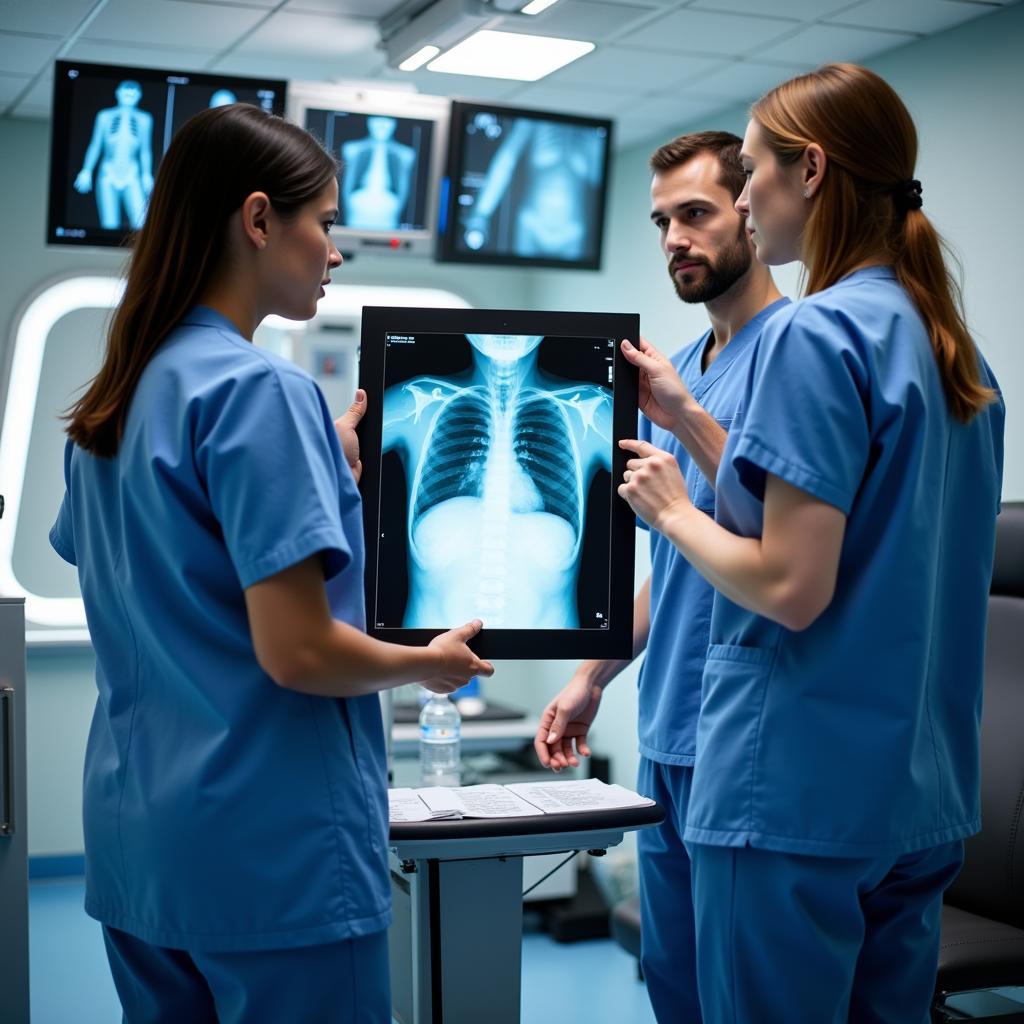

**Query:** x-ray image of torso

left=74, top=80, right=154, bottom=230
left=461, top=118, right=605, bottom=261
left=342, top=116, right=416, bottom=231
left=382, top=334, right=613, bottom=629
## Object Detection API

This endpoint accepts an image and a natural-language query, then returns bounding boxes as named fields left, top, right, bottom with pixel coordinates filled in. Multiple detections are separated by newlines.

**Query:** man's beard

left=668, top=223, right=752, bottom=304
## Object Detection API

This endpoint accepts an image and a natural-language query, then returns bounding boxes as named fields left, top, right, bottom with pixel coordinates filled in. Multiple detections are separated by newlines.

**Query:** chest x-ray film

left=359, top=307, right=638, bottom=660
left=303, top=109, right=433, bottom=233
left=439, top=102, right=612, bottom=271
left=48, top=61, right=286, bottom=247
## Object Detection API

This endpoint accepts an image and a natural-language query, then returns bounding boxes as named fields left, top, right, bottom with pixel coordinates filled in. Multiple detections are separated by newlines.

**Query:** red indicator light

left=390, top=238, right=400, bottom=248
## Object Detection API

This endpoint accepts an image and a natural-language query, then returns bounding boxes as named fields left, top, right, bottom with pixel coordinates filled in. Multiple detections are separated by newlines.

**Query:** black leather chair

left=933, top=501, right=1024, bottom=1020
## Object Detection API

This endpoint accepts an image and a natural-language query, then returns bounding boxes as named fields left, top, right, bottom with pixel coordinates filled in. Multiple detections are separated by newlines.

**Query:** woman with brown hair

left=617, top=63, right=1004, bottom=1021
left=50, top=103, right=491, bottom=1022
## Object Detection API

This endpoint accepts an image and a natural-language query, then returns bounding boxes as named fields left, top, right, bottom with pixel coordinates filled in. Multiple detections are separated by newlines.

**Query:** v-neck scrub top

left=50, top=307, right=390, bottom=952
left=638, top=299, right=790, bottom=765
left=685, top=268, right=1005, bottom=858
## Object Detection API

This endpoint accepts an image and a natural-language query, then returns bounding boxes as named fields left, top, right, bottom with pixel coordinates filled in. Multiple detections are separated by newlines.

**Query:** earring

left=802, top=188, right=812, bottom=199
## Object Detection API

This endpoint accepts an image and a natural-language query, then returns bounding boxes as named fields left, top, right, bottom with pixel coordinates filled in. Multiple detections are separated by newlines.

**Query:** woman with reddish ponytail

left=617, top=63, right=1004, bottom=1021
left=51, top=104, right=491, bottom=1022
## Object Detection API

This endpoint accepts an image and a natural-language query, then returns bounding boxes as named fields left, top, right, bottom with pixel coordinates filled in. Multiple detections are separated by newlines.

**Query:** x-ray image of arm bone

left=74, top=80, right=154, bottom=230
left=383, top=334, right=612, bottom=630
left=461, top=118, right=605, bottom=260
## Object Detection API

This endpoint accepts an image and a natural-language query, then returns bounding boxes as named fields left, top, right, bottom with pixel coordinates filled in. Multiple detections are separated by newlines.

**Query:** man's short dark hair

left=649, top=130, right=745, bottom=201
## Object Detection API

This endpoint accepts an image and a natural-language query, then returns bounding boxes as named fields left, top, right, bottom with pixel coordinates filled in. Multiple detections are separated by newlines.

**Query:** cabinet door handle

left=1, top=686, right=14, bottom=836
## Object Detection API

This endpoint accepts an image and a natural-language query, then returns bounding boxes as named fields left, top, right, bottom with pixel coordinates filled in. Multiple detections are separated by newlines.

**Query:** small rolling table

left=388, top=803, right=665, bottom=1024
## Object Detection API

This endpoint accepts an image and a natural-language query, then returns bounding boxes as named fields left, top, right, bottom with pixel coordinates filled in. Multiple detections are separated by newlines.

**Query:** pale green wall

left=5, top=2, right=1023, bottom=855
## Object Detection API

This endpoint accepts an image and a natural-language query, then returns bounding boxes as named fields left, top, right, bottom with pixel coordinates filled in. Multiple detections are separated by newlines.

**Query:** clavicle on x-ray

left=381, top=333, right=613, bottom=630
left=73, top=80, right=154, bottom=230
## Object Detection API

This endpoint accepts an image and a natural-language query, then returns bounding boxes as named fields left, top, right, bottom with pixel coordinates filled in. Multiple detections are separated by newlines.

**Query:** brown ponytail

left=65, top=104, right=338, bottom=457
left=752, top=63, right=994, bottom=422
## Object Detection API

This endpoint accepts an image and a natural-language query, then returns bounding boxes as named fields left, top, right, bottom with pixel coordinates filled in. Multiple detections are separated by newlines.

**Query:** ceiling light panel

left=427, top=29, right=594, bottom=80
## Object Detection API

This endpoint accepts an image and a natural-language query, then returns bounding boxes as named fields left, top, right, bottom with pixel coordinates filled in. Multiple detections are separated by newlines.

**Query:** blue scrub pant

left=636, top=757, right=702, bottom=1024
left=688, top=839, right=964, bottom=1024
left=102, top=925, right=390, bottom=1024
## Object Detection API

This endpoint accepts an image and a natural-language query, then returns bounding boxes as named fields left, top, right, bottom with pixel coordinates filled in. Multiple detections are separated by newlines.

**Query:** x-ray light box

left=358, top=306, right=638, bottom=660
left=287, top=83, right=450, bottom=259
left=438, top=101, right=613, bottom=271
left=47, top=60, right=287, bottom=248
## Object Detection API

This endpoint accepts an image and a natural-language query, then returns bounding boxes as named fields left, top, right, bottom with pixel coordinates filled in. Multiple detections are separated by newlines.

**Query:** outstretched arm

left=245, top=555, right=494, bottom=696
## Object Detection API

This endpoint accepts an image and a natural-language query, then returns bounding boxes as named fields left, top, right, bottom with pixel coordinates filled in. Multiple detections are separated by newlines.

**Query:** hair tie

left=894, top=178, right=923, bottom=212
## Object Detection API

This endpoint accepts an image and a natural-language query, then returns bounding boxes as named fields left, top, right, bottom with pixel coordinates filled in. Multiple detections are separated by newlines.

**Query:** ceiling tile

left=501, top=1, right=660, bottom=42
left=178, top=0, right=279, bottom=5
left=230, top=10, right=379, bottom=58
left=827, top=0, right=991, bottom=33
left=688, top=0, right=859, bottom=20
left=620, top=8, right=801, bottom=56
left=286, top=0, right=412, bottom=14
left=63, top=39, right=222, bottom=69
left=82, top=0, right=267, bottom=50
left=0, top=31, right=62, bottom=76
left=8, top=72, right=52, bottom=119
left=0, top=71, right=32, bottom=106
left=0, top=0, right=98, bottom=35
left=548, top=44, right=722, bottom=89
left=695, top=58, right=813, bottom=100
left=758, top=21, right=917, bottom=62
left=214, top=50, right=387, bottom=81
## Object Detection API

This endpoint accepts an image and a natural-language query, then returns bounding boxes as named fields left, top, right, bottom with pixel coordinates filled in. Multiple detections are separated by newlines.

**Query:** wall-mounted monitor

left=287, top=83, right=449, bottom=259
left=358, top=305, right=638, bottom=660
left=47, top=60, right=286, bottom=248
left=438, top=101, right=613, bottom=271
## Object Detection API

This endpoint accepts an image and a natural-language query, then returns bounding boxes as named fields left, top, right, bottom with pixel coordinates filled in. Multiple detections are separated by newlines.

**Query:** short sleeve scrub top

left=50, top=307, right=390, bottom=952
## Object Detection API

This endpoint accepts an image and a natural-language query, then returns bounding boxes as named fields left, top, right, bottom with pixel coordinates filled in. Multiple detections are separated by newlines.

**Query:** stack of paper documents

left=388, top=778, right=655, bottom=823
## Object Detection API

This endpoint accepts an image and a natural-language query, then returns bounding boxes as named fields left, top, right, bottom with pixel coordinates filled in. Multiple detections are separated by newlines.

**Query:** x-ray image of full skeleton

left=382, top=334, right=612, bottom=629
left=461, top=117, right=605, bottom=260
left=341, top=116, right=416, bottom=231
left=73, top=80, right=154, bottom=230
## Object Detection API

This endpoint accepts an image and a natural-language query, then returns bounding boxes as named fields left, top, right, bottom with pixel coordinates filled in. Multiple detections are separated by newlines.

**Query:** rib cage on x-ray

left=410, top=382, right=591, bottom=554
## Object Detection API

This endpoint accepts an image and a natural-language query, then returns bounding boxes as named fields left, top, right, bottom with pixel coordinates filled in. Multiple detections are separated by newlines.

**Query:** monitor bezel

left=437, top=100, right=614, bottom=272
left=47, top=59, right=287, bottom=249
left=357, top=305, right=638, bottom=661
left=286, top=82, right=450, bottom=258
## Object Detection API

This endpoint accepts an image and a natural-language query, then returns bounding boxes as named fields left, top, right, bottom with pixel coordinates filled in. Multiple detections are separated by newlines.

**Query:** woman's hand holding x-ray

left=620, top=336, right=695, bottom=434
left=334, top=389, right=368, bottom=484
left=618, top=438, right=692, bottom=532
left=423, top=620, right=495, bottom=693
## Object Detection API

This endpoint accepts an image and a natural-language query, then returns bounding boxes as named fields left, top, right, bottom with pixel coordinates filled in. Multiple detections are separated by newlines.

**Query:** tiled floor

left=29, top=877, right=657, bottom=1024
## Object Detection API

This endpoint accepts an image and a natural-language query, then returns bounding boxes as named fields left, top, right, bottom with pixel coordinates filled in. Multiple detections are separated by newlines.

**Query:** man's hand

left=334, top=389, right=367, bottom=484
left=534, top=674, right=603, bottom=771
left=621, top=336, right=695, bottom=433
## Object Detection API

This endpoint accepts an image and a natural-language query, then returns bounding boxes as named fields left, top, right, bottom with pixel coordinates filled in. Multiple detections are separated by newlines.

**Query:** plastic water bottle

left=419, top=692, right=461, bottom=787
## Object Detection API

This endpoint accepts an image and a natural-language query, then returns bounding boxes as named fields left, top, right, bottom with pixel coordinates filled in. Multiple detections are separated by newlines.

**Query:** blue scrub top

left=685, top=267, right=1005, bottom=858
left=638, top=299, right=789, bottom=765
left=50, top=307, right=390, bottom=952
